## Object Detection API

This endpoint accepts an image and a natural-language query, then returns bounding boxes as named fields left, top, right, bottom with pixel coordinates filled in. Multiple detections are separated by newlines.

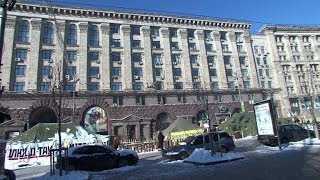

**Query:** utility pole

left=0, top=0, right=16, bottom=96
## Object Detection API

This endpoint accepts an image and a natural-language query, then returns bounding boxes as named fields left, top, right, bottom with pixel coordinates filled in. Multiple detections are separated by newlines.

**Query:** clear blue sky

left=45, top=0, right=319, bottom=33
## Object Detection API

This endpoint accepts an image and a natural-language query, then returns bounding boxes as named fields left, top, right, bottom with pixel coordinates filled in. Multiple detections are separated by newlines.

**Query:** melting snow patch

left=184, top=148, right=245, bottom=165
left=290, top=138, right=320, bottom=146
left=35, top=171, right=89, bottom=180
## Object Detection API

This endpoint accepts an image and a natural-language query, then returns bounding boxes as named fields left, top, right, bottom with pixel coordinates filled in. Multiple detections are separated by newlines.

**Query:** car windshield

left=184, top=136, right=195, bottom=144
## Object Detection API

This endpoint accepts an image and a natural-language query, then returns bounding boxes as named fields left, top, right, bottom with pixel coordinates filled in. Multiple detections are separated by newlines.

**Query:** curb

left=183, top=156, right=245, bottom=165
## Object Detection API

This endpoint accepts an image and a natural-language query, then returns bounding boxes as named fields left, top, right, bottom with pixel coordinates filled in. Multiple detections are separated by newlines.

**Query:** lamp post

left=72, top=75, right=79, bottom=122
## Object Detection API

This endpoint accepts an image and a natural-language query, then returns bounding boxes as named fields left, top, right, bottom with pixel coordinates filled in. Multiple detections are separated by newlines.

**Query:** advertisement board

left=254, top=100, right=276, bottom=136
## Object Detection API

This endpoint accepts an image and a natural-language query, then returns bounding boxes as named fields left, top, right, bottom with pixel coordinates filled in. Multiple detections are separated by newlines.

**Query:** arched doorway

left=83, top=106, right=109, bottom=135
left=28, top=106, right=57, bottom=129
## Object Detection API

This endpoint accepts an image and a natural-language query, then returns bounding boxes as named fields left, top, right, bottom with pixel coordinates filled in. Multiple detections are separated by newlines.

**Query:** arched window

left=42, top=22, right=54, bottom=44
left=89, top=25, right=99, bottom=46
left=67, top=24, right=77, bottom=45
left=17, top=20, right=30, bottom=43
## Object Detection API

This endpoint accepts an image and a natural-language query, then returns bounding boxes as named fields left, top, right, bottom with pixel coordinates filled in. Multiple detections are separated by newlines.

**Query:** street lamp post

left=72, top=76, right=79, bottom=122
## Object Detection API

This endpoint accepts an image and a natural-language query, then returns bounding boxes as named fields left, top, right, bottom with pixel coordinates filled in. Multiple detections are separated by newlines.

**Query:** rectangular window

left=133, top=82, right=144, bottom=90
left=157, top=95, right=166, bottom=104
left=88, top=82, right=100, bottom=91
left=207, top=56, right=216, bottom=64
left=152, top=41, right=161, bottom=49
left=190, top=55, right=198, bottom=64
left=235, top=33, right=242, bottom=42
left=131, top=25, right=140, bottom=35
left=263, top=57, right=268, bottom=64
left=64, top=83, right=74, bottom=92
left=260, top=46, right=265, bottom=54
left=268, top=81, right=272, bottom=88
left=209, top=69, right=217, bottom=77
left=133, top=67, right=143, bottom=76
left=220, top=32, right=227, bottom=40
left=41, top=50, right=52, bottom=60
left=173, top=68, right=182, bottom=76
left=232, top=94, right=239, bottom=102
left=177, top=94, right=187, bottom=103
left=169, top=28, right=177, bottom=37
left=13, top=82, right=25, bottom=92
left=113, top=96, right=123, bottom=106
left=89, top=67, right=99, bottom=76
left=172, top=54, right=181, bottom=64
left=222, top=44, right=229, bottom=52
left=135, top=96, right=145, bottom=105
left=111, top=52, right=121, bottom=61
left=265, top=69, right=270, bottom=76
left=193, top=82, right=201, bottom=89
left=111, top=82, right=122, bottom=91
left=110, top=24, right=120, bottom=34
left=254, top=46, right=259, bottom=53
left=259, top=69, right=263, bottom=76
left=170, top=42, right=179, bottom=49
left=224, top=56, right=231, bottom=64
left=112, top=67, right=121, bottom=76
left=132, top=53, right=142, bottom=62
left=189, top=43, right=197, bottom=50
left=111, top=39, right=121, bottom=47
left=67, top=66, right=76, bottom=76
left=239, top=57, right=246, bottom=65
left=67, top=51, right=77, bottom=61
left=187, top=29, right=195, bottom=38
left=152, top=54, right=162, bottom=64
left=151, top=27, right=160, bottom=37
left=15, top=65, right=26, bottom=76
left=244, top=81, right=250, bottom=88
left=39, top=82, right=51, bottom=92
left=88, top=52, right=99, bottom=61
left=42, top=66, right=52, bottom=76
left=174, top=82, right=183, bottom=89
left=206, top=44, right=214, bottom=51
left=237, top=45, right=244, bottom=52
left=256, top=58, right=261, bottom=65
left=227, top=81, right=235, bottom=88
left=241, top=69, right=248, bottom=77
left=132, top=40, right=141, bottom=48
left=192, top=68, right=199, bottom=76
left=155, top=68, right=162, bottom=77
left=211, top=82, right=219, bottom=90
left=16, top=49, right=27, bottom=59
left=226, top=69, right=233, bottom=77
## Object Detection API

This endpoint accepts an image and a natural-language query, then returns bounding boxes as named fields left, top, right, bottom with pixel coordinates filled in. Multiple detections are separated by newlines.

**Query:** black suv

left=259, top=124, right=315, bottom=146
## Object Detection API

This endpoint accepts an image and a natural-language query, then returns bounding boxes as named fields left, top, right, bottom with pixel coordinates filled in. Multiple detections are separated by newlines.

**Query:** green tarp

left=9, top=122, right=78, bottom=143
left=162, top=117, right=203, bottom=140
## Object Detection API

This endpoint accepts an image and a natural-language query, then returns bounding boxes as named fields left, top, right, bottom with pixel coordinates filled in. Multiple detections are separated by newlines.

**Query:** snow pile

left=290, top=138, right=320, bottom=146
left=34, top=171, right=89, bottom=180
left=185, top=148, right=245, bottom=164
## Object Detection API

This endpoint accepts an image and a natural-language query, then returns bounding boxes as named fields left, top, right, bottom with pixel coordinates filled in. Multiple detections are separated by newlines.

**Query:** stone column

left=100, top=23, right=111, bottom=90
left=1, top=16, right=16, bottom=91
left=121, top=25, right=132, bottom=90
left=141, top=26, right=153, bottom=87
left=145, top=122, right=152, bottom=140
left=178, top=29, right=192, bottom=89
left=283, top=35, right=294, bottom=62
left=54, top=20, right=66, bottom=85
left=212, top=31, right=227, bottom=88
left=228, top=32, right=242, bottom=87
left=195, top=30, right=210, bottom=89
left=78, top=22, right=88, bottom=91
left=160, top=27, right=174, bottom=89
left=265, top=32, right=291, bottom=117
left=243, top=33, right=259, bottom=87
left=26, top=19, right=42, bottom=91
left=310, top=35, right=318, bottom=60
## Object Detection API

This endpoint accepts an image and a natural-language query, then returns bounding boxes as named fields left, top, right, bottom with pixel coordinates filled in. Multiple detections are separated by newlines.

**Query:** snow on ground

left=184, top=148, right=245, bottom=164
left=290, top=138, right=320, bottom=146
left=34, top=171, right=89, bottom=180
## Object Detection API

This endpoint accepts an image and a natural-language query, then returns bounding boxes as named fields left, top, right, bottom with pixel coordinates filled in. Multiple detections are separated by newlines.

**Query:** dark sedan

left=259, top=124, right=316, bottom=146
left=162, top=131, right=235, bottom=161
left=56, top=144, right=139, bottom=171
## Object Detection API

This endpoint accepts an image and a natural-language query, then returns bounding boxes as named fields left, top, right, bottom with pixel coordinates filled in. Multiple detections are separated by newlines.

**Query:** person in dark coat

left=157, top=131, right=164, bottom=150
left=112, top=136, right=120, bottom=150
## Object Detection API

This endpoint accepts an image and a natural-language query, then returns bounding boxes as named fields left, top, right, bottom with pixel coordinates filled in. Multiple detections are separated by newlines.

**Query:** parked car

left=56, top=144, right=139, bottom=171
left=162, top=131, right=235, bottom=161
left=258, top=124, right=316, bottom=146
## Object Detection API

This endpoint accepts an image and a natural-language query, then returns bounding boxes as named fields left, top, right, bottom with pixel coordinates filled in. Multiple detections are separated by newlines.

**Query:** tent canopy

left=162, top=117, right=202, bottom=140
left=9, top=122, right=78, bottom=143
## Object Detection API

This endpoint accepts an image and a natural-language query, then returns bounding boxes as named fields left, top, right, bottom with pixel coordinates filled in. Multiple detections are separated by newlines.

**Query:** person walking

left=157, top=131, right=164, bottom=150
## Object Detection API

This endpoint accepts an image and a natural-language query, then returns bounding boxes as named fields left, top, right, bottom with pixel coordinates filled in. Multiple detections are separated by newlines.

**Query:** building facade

left=0, top=1, right=287, bottom=140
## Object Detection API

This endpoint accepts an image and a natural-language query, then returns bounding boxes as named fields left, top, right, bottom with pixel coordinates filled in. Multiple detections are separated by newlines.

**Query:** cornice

left=13, top=1, right=251, bottom=30
left=260, top=24, right=320, bottom=34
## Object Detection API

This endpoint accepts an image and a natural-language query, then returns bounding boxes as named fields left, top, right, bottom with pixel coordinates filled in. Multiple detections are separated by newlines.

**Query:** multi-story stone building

left=256, top=25, right=320, bottom=118
left=0, top=1, right=281, bottom=140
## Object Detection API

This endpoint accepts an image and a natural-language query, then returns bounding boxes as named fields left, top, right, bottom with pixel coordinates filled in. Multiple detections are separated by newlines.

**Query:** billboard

left=254, top=100, right=276, bottom=136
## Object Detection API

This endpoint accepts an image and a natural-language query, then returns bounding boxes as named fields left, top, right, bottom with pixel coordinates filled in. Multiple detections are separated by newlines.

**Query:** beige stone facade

left=0, top=2, right=281, bottom=140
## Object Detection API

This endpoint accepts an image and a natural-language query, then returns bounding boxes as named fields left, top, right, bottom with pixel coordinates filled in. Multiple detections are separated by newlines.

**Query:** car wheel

left=178, top=151, right=189, bottom=160
left=220, top=146, right=229, bottom=153
left=281, top=138, right=289, bottom=144
left=118, top=158, right=129, bottom=168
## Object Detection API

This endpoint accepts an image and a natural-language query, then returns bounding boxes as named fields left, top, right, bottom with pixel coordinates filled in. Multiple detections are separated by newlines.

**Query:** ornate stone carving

left=212, top=32, right=220, bottom=41
left=120, top=25, right=131, bottom=36
left=141, top=26, right=150, bottom=37
left=195, top=30, right=204, bottom=40
left=160, top=28, right=169, bottom=38
left=228, top=33, right=236, bottom=42
left=31, top=20, right=42, bottom=31
left=79, top=23, right=88, bottom=33
left=100, top=23, right=110, bottom=35
left=243, top=35, right=251, bottom=42
left=178, top=29, right=187, bottom=39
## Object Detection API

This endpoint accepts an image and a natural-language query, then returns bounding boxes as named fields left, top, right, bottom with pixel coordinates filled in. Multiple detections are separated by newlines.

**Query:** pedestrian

left=112, top=136, right=120, bottom=150
left=157, top=131, right=164, bottom=150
